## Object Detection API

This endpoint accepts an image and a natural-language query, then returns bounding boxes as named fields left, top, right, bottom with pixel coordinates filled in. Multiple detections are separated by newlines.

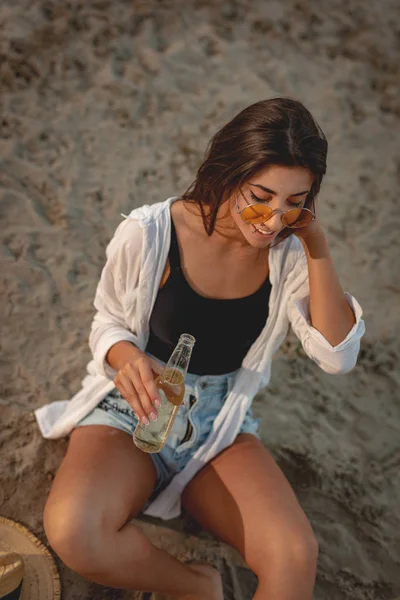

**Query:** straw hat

left=0, top=517, right=61, bottom=600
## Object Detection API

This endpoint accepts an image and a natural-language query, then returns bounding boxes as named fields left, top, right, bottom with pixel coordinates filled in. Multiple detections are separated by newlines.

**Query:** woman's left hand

left=293, top=195, right=325, bottom=242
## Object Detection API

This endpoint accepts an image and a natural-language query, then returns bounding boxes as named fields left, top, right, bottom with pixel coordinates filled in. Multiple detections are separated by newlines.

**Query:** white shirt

left=35, top=196, right=365, bottom=520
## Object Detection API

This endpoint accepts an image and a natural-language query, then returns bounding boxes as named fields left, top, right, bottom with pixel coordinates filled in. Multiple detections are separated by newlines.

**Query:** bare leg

left=44, top=426, right=222, bottom=599
left=182, top=434, right=318, bottom=600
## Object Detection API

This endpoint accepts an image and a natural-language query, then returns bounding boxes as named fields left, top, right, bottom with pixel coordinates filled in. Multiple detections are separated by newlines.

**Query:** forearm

left=106, top=340, right=142, bottom=372
left=300, top=231, right=356, bottom=347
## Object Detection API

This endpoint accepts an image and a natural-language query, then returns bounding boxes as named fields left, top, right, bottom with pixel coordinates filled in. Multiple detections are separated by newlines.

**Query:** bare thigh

left=181, top=434, right=317, bottom=571
left=44, top=425, right=157, bottom=539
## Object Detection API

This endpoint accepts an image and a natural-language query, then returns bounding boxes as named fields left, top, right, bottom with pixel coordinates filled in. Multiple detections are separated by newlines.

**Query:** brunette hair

left=181, top=97, right=328, bottom=242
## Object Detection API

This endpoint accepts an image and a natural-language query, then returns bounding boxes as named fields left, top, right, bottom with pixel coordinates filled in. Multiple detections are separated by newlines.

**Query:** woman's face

left=228, top=165, right=314, bottom=248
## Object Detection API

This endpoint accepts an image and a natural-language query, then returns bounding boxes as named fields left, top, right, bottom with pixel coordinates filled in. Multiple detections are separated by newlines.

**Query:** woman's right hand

left=113, top=350, right=164, bottom=425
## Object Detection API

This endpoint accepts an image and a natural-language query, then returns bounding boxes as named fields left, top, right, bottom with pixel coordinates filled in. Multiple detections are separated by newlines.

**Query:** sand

left=1, top=0, right=400, bottom=598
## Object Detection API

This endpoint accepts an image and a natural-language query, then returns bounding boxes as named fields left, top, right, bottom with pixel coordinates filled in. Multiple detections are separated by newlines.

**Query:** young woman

left=36, top=97, right=365, bottom=600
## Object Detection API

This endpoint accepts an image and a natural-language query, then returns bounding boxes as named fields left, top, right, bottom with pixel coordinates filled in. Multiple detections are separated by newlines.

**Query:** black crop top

left=146, top=215, right=272, bottom=375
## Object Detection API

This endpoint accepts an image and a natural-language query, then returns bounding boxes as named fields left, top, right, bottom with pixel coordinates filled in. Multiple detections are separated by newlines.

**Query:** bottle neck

left=165, top=341, right=194, bottom=378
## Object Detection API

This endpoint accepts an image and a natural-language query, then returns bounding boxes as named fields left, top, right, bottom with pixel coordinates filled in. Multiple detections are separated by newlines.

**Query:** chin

left=248, top=236, right=275, bottom=248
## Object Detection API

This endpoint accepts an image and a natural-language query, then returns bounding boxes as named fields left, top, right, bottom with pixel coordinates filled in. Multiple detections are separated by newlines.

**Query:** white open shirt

left=35, top=196, right=366, bottom=520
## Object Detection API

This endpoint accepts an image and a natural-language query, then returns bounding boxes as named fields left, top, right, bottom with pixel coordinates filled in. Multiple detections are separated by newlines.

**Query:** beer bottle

left=133, top=334, right=195, bottom=453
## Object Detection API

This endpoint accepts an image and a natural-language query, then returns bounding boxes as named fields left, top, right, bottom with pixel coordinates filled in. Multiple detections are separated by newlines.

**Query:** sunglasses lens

left=241, top=204, right=273, bottom=224
left=283, top=208, right=313, bottom=228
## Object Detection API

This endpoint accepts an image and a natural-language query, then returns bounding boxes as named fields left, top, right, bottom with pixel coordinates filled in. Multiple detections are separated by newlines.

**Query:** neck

left=182, top=198, right=268, bottom=260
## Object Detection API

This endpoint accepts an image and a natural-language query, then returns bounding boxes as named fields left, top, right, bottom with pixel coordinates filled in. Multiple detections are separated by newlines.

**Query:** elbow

left=302, top=330, right=362, bottom=374
left=320, top=360, right=357, bottom=375
left=313, top=349, right=359, bottom=375
left=88, top=324, right=98, bottom=360
left=88, top=314, right=108, bottom=360
left=88, top=319, right=109, bottom=374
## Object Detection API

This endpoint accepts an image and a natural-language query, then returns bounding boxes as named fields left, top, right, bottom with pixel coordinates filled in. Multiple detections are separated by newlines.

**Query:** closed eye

left=250, top=190, right=303, bottom=207
left=250, top=191, right=270, bottom=203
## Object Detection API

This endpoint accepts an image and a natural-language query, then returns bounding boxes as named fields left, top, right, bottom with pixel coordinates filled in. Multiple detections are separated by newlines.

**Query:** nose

left=263, top=211, right=282, bottom=231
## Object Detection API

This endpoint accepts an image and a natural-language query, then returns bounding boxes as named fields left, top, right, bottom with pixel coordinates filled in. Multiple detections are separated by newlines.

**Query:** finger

left=126, top=362, right=158, bottom=422
left=118, top=373, right=149, bottom=424
left=149, top=357, right=164, bottom=375
left=150, top=368, right=160, bottom=380
left=139, top=359, right=162, bottom=408
left=149, top=359, right=164, bottom=382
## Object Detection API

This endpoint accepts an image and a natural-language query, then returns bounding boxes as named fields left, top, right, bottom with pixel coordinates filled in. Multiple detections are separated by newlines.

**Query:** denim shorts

left=74, top=353, right=261, bottom=510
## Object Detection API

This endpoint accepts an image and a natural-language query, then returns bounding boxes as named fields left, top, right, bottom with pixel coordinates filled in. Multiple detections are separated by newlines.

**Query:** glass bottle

left=132, top=334, right=196, bottom=453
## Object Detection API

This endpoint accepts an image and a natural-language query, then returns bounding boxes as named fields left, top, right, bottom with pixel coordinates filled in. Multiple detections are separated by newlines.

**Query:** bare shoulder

left=171, top=199, right=206, bottom=240
left=159, top=199, right=208, bottom=289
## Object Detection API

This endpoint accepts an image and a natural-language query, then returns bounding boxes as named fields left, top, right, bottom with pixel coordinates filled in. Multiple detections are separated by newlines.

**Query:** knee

left=286, top=529, right=319, bottom=571
left=249, top=527, right=319, bottom=576
left=43, top=497, right=105, bottom=575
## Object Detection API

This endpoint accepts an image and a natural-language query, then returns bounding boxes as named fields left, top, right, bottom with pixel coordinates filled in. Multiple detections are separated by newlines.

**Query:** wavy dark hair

left=181, top=97, right=328, bottom=244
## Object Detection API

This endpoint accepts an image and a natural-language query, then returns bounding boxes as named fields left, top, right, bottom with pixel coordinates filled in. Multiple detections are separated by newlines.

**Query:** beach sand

left=1, top=0, right=400, bottom=598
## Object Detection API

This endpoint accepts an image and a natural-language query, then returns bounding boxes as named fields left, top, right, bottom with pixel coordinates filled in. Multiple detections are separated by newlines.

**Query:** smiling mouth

left=251, top=224, right=276, bottom=236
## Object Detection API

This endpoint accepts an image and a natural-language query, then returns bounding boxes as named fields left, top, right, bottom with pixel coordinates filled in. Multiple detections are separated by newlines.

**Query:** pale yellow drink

left=133, top=335, right=195, bottom=453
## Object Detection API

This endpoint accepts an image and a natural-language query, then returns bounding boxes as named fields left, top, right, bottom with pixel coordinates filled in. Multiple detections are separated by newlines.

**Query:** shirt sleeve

left=88, top=218, right=143, bottom=380
left=285, top=245, right=366, bottom=375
